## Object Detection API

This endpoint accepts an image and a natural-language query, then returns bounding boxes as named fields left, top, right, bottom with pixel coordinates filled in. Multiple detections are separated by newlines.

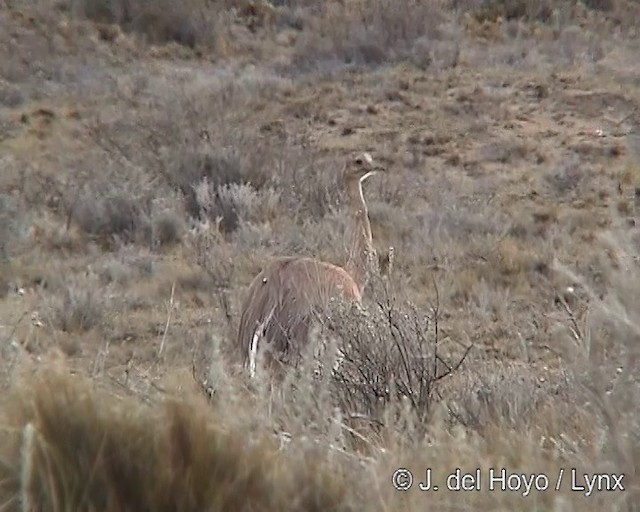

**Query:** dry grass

left=1, top=0, right=640, bottom=510
left=0, top=368, right=354, bottom=512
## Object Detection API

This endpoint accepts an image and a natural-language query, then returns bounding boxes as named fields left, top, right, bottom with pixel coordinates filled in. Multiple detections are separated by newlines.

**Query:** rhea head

left=343, top=151, right=386, bottom=184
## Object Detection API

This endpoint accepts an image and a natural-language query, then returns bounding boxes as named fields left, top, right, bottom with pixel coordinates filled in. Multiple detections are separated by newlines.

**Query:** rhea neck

left=347, top=176, right=368, bottom=215
left=345, top=175, right=375, bottom=293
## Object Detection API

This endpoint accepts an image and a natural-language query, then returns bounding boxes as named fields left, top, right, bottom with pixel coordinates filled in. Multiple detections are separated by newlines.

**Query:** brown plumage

left=236, top=152, right=386, bottom=378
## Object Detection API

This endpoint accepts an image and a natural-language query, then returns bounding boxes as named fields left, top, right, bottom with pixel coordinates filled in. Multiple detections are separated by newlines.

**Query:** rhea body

left=236, top=152, right=385, bottom=378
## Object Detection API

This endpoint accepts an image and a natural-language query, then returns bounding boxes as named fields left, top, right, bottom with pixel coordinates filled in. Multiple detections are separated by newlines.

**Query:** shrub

left=153, top=209, right=185, bottom=248
left=0, top=192, right=31, bottom=260
left=73, top=0, right=221, bottom=48
left=290, top=0, right=449, bottom=72
left=49, top=279, right=108, bottom=333
left=319, top=280, right=471, bottom=428
left=71, top=183, right=152, bottom=248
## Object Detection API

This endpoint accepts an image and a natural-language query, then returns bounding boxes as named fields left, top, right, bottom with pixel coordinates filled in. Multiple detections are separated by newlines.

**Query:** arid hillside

left=1, top=1, right=639, bottom=511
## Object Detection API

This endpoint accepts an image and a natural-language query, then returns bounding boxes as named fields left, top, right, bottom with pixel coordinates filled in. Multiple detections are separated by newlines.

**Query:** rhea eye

left=355, top=158, right=363, bottom=165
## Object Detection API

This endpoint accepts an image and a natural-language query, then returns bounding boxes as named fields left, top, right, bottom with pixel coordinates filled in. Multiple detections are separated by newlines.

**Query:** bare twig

left=157, top=282, right=176, bottom=359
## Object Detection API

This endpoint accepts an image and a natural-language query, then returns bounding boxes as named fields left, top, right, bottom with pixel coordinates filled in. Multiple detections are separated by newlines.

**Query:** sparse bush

left=173, top=145, right=349, bottom=232
left=549, top=229, right=640, bottom=505
left=153, top=209, right=185, bottom=247
left=477, top=138, right=529, bottom=163
left=291, top=0, right=449, bottom=71
left=71, top=182, right=153, bottom=248
left=319, top=282, right=470, bottom=428
left=190, top=179, right=251, bottom=233
left=73, top=0, right=222, bottom=48
left=458, top=0, right=555, bottom=22
left=170, top=148, right=256, bottom=229
left=0, top=192, right=32, bottom=260
left=0, top=81, right=24, bottom=108
left=543, top=158, right=584, bottom=197
left=274, top=155, right=345, bottom=220
left=583, top=0, right=615, bottom=11
left=49, top=279, right=108, bottom=332
left=1, top=2, right=639, bottom=509
left=97, top=247, right=157, bottom=285
left=416, top=202, right=511, bottom=245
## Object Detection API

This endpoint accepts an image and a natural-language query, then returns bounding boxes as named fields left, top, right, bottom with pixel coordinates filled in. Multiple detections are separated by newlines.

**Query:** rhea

left=236, top=152, right=387, bottom=378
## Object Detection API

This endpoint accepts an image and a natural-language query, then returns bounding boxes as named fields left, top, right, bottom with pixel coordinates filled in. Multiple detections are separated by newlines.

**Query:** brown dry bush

left=72, top=0, right=223, bottom=48
left=64, top=161, right=185, bottom=250
left=456, top=0, right=640, bottom=31
left=88, top=62, right=348, bottom=237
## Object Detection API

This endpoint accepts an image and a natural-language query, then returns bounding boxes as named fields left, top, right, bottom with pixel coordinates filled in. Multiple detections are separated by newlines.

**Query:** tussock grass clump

left=0, top=369, right=356, bottom=512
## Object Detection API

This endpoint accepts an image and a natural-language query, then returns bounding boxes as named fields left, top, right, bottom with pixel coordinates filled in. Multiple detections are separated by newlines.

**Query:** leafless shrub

left=72, top=0, right=222, bottom=48
left=416, top=202, right=510, bottom=244
left=267, top=152, right=355, bottom=224
left=554, top=24, right=606, bottom=64
left=70, top=179, right=155, bottom=248
left=410, top=36, right=461, bottom=70
left=542, top=158, right=584, bottom=197
left=583, top=0, right=615, bottom=11
left=0, top=81, right=24, bottom=108
left=191, top=179, right=279, bottom=234
left=274, top=214, right=347, bottom=260
left=153, top=209, right=185, bottom=248
left=187, top=222, right=238, bottom=343
left=458, top=0, right=555, bottom=22
left=322, top=283, right=471, bottom=429
left=49, top=278, right=109, bottom=333
left=172, top=143, right=349, bottom=238
left=0, top=192, right=31, bottom=260
left=290, top=0, right=448, bottom=72
left=477, top=138, right=529, bottom=164
left=97, top=247, right=157, bottom=286
left=169, top=146, right=274, bottom=231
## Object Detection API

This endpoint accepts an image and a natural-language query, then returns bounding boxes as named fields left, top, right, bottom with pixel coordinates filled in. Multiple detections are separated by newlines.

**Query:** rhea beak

left=360, top=165, right=386, bottom=183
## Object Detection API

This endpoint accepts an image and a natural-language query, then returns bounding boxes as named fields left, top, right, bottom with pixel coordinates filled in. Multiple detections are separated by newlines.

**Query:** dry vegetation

left=1, top=0, right=640, bottom=510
